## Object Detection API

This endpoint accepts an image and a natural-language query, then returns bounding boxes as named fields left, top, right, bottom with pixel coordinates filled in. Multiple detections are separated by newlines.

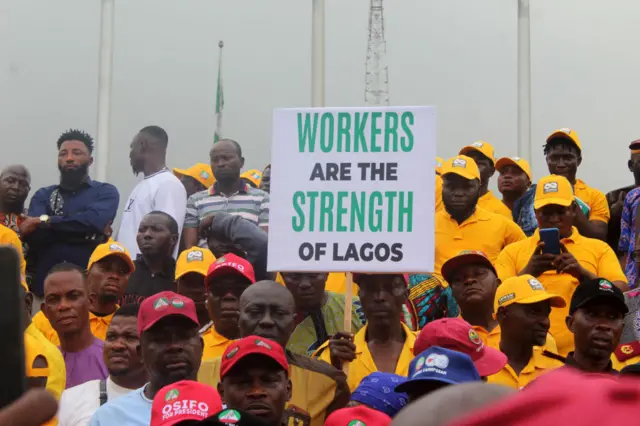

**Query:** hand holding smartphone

left=539, top=228, right=561, bottom=255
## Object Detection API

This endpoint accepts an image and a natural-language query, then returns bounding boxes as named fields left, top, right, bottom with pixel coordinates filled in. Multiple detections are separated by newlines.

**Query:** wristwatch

left=39, top=215, right=49, bottom=224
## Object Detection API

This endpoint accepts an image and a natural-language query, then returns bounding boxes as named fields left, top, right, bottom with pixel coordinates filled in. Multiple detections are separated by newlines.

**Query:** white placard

left=268, top=106, right=436, bottom=273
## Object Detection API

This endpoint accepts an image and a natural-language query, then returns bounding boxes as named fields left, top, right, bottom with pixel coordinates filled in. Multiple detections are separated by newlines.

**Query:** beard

left=98, top=291, right=119, bottom=305
left=59, top=163, right=89, bottom=188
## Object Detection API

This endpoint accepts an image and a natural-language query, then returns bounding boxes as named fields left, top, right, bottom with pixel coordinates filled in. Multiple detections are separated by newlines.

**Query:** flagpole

left=214, top=40, right=224, bottom=143
left=517, top=0, right=532, bottom=162
left=96, top=0, right=115, bottom=182
left=311, top=0, right=325, bottom=107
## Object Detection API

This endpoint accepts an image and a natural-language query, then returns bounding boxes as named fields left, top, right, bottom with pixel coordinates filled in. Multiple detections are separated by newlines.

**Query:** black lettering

left=325, top=163, right=339, bottom=181
left=386, top=163, right=398, bottom=181
left=314, top=243, right=327, bottom=260
left=344, top=243, right=359, bottom=261
left=299, top=243, right=314, bottom=261
left=370, top=163, right=384, bottom=180
left=360, top=243, right=374, bottom=261
left=374, top=243, right=390, bottom=261
left=357, top=162, right=370, bottom=180
left=339, top=163, right=352, bottom=181
left=332, top=243, right=344, bottom=261
left=309, top=163, right=325, bottom=181
left=390, top=243, right=403, bottom=261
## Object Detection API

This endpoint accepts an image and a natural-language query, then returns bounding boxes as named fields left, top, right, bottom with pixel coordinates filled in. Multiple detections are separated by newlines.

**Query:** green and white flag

left=214, top=40, right=225, bottom=143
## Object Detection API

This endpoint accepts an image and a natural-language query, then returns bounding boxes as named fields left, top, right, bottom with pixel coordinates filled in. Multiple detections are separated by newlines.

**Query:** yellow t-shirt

left=276, top=272, right=358, bottom=296
left=435, top=208, right=526, bottom=281
left=201, top=326, right=232, bottom=361
left=487, top=347, right=564, bottom=389
left=574, top=179, right=610, bottom=223
left=496, top=228, right=627, bottom=356
left=0, top=224, right=26, bottom=279
left=478, top=191, right=512, bottom=220
left=435, top=174, right=444, bottom=213
left=198, top=352, right=350, bottom=426
left=32, top=310, right=116, bottom=346
left=313, top=323, right=417, bottom=391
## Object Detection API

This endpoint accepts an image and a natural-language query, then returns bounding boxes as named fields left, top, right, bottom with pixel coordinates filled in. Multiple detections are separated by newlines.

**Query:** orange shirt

left=574, top=179, right=610, bottom=223
left=496, top=228, right=626, bottom=355
left=478, top=191, right=512, bottom=220
left=434, top=208, right=525, bottom=281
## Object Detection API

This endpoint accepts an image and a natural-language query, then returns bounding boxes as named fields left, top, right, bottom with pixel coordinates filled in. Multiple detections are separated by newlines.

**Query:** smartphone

left=539, top=228, right=561, bottom=255
left=0, top=246, right=26, bottom=408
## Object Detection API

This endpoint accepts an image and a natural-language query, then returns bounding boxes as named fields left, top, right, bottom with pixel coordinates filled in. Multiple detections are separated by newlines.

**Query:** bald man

left=391, top=382, right=514, bottom=426
left=198, top=280, right=350, bottom=426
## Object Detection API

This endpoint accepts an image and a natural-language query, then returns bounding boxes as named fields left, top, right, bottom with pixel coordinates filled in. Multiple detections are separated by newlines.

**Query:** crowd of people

left=8, top=125, right=640, bottom=426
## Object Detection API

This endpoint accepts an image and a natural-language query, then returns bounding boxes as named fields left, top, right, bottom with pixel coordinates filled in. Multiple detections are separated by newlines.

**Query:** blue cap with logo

left=394, top=346, right=481, bottom=393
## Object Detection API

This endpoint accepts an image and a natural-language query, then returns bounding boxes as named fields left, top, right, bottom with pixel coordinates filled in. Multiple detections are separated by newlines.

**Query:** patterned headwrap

left=350, top=372, right=408, bottom=418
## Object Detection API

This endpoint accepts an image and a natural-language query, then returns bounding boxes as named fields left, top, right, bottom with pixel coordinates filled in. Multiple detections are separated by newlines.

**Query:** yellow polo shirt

left=487, top=347, right=564, bottom=389
left=469, top=322, right=558, bottom=353
left=478, top=191, right=512, bottom=220
left=574, top=179, right=610, bottom=223
left=435, top=208, right=525, bottom=281
left=32, top=310, right=117, bottom=346
left=276, top=272, right=358, bottom=296
left=313, top=322, right=417, bottom=391
left=496, top=228, right=626, bottom=356
left=0, top=224, right=25, bottom=278
left=201, top=326, right=232, bottom=361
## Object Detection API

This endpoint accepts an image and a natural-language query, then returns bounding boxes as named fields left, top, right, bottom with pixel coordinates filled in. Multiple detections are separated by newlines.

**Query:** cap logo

left=436, top=159, right=443, bottom=167
left=255, top=339, right=272, bottom=350
left=415, top=356, right=425, bottom=371
left=218, top=409, right=241, bottom=423
left=621, top=345, right=633, bottom=355
left=560, top=128, right=572, bottom=134
left=498, top=293, right=516, bottom=306
left=599, top=280, right=613, bottom=292
left=348, top=421, right=367, bottom=426
left=425, top=353, right=449, bottom=369
left=472, top=141, right=484, bottom=147
left=153, top=297, right=170, bottom=310
left=200, top=171, right=210, bottom=179
left=528, top=278, right=544, bottom=291
left=225, top=346, right=239, bottom=359
left=171, top=298, right=185, bottom=309
left=186, top=250, right=204, bottom=262
left=511, top=156, right=521, bottom=161
left=543, top=182, right=559, bottom=194
left=468, top=329, right=482, bottom=346
left=452, top=158, right=467, bottom=168
left=216, top=257, right=226, bottom=264
left=252, top=172, right=261, bottom=179
left=108, top=243, right=125, bottom=252
left=164, top=389, right=179, bottom=401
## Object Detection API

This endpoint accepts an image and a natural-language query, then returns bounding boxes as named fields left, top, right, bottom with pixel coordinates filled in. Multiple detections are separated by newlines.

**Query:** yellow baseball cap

left=495, top=156, right=532, bottom=181
left=494, top=274, right=566, bottom=313
left=87, top=241, right=135, bottom=274
left=435, top=156, right=444, bottom=175
left=459, top=141, right=496, bottom=165
left=241, top=169, right=263, bottom=188
left=174, top=163, right=215, bottom=188
left=546, top=128, right=582, bottom=152
left=24, top=333, right=49, bottom=378
left=441, top=155, right=481, bottom=181
left=176, top=246, right=216, bottom=280
left=533, top=175, right=574, bottom=210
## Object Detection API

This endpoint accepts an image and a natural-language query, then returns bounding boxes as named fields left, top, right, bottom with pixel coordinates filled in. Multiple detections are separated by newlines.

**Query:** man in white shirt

left=58, top=304, right=147, bottom=426
left=117, top=126, right=187, bottom=258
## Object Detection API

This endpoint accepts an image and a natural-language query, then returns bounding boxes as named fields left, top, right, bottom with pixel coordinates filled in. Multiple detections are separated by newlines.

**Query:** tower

left=364, top=0, right=389, bottom=106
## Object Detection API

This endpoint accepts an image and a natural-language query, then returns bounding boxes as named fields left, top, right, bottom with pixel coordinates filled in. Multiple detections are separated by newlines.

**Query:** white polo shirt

left=116, top=169, right=187, bottom=258
left=58, top=377, right=132, bottom=426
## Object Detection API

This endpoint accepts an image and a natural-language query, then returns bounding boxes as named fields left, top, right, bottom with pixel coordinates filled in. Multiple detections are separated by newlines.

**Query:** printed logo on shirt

left=255, top=339, right=272, bottom=350
left=599, top=280, right=613, bottom=292
left=225, top=346, right=239, bottom=359
left=543, top=182, right=559, bottom=194
left=154, top=297, right=170, bottom=310
left=468, top=329, right=482, bottom=346
left=171, top=298, right=185, bottom=309
left=186, top=250, right=204, bottom=262
left=108, top=243, right=125, bottom=252
left=218, top=409, right=241, bottom=423
left=528, top=278, right=544, bottom=291
left=425, top=353, right=449, bottom=369
left=452, top=158, right=467, bottom=168
left=498, top=293, right=516, bottom=306
left=348, top=421, right=367, bottom=426
left=165, top=389, right=180, bottom=401
left=124, top=198, right=135, bottom=212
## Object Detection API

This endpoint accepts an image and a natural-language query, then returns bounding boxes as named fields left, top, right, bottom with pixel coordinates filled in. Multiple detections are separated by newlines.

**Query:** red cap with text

left=151, top=380, right=222, bottom=426
left=138, top=291, right=200, bottom=336
left=220, top=336, right=289, bottom=379
left=205, top=253, right=256, bottom=290
left=324, top=406, right=392, bottom=426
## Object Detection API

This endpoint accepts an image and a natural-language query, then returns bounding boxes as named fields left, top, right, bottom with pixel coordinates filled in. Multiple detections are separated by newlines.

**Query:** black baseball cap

left=187, top=409, right=270, bottom=426
left=569, top=278, right=628, bottom=316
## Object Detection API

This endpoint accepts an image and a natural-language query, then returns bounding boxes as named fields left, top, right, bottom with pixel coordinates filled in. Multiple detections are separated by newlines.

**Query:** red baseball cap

left=205, top=253, right=256, bottom=290
left=324, top=406, right=392, bottom=426
left=220, top=336, right=289, bottom=379
left=138, top=291, right=200, bottom=336
left=414, top=318, right=507, bottom=377
left=452, top=369, right=627, bottom=426
left=441, top=250, right=497, bottom=283
left=151, top=380, right=223, bottom=426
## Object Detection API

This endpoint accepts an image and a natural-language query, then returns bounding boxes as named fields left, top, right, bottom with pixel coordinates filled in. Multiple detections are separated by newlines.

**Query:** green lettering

left=319, top=113, right=335, bottom=153
left=370, top=112, right=382, bottom=153
left=384, top=191, right=397, bottom=231
left=336, top=191, right=348, bottom=231
left=400, top=112, right=414, bottom=152
left=337, top=113, right=352, bottom=153
left=354, top=113, right=369, bottom=152
left=297, top=113, right=319, bottom=152
left=307, top=191, right=319, bottom=231
left=368, top=191, right=383, bottom=232
left=350, top=192, right=366, bottom=232
left=291, top=192, right=305, bottom=231
left=319, top=192, right=334, bottom=232
left=384, top=112, right=399, bottom=152
left=398, top=191, right=413, bottom=232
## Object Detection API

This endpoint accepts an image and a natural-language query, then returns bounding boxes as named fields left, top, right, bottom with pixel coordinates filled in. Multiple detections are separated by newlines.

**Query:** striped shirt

left=184, top=182, right=269, bottom=245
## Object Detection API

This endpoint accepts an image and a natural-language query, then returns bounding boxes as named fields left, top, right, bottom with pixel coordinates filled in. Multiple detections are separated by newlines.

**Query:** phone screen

left=540, top=228, right=561, bottom=255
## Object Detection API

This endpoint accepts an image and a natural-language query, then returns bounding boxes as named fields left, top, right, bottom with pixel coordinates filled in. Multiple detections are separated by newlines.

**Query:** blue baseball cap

left=394, top=346, right=481, bottom=393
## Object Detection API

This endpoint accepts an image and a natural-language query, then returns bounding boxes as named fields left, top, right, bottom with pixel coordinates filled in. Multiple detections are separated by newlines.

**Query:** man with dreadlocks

left=25, top=129, right=119, bottom=300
